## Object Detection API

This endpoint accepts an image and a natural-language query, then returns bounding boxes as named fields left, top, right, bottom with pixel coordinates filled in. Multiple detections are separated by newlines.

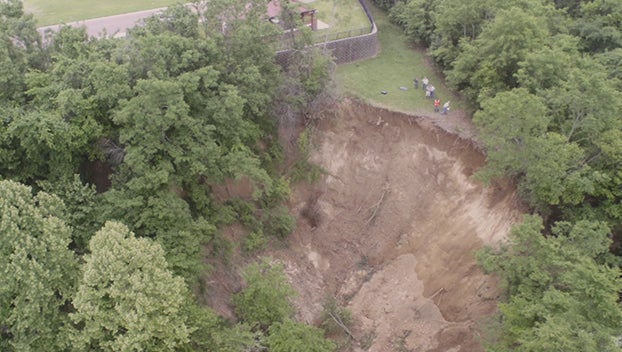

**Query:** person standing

left=442, top=100, right=450, bottom=114
left=422, top=77, right=429, bottom=91
left=429, top=85, right=436, bottom=99
left=413, top=77, right=419, bottom=89
left=434, top=99, right=441, bottom=112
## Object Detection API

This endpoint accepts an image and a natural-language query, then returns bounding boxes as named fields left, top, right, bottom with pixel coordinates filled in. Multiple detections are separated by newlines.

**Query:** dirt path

left=269, top=99, right=522, bottom=351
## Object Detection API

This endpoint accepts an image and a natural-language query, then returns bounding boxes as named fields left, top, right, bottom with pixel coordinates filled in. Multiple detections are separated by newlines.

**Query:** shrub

left=232, top=259, right=296, bottom=330
left=263, top=205, right=297, bottom=239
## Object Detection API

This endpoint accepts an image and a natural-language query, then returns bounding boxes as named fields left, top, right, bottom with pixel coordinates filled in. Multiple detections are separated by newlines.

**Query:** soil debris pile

left=276, top=99, right=522, bottom=351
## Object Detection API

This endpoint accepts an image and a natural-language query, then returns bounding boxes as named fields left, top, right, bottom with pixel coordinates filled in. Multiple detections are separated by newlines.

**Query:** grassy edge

left=23, top=0, right=180, bottom=26
left=335, top=3, right=466, bottom=116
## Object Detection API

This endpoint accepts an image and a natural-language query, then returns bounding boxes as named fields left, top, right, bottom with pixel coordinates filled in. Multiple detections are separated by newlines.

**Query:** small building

left=268, top=0, right=318, bottom=31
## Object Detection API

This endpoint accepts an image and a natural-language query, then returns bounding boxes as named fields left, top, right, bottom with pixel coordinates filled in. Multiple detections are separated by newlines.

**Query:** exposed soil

left=206, top=98, right=523, bottom=351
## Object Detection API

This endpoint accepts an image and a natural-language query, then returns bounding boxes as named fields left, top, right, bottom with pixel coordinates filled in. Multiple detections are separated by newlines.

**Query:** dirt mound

left=274, top=99, right=522, bottom=351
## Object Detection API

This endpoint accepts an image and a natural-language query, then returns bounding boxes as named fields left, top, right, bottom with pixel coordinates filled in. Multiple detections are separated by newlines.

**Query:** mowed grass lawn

left=312, top=0, right=370, bottom=34
left=336, top=3, right=464, bottom=115
left=23, top=0, right=181, bottom=26
left=25, top=0, right=369, bottom=29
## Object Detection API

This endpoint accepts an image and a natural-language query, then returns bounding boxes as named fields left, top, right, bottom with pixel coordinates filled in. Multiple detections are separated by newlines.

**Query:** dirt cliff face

left=275, top=99, right=522, bottom=351
left=204, top=99, right=522, bottom=351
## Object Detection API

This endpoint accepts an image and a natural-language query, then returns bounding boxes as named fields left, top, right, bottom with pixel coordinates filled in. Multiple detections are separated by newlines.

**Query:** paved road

left=37, top=7, right=167, bottom=39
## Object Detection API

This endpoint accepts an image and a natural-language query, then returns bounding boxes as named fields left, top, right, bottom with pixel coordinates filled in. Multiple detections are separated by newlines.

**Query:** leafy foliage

left=185, top=305, right=260, bottom=352
left=447, top=7, right=549, bottom=103
left=0, top=0, right=43, bottom=103
left=388, top=0, right=438, bottom=46
left=37, top=174, right=99, bottom=253
left=477, top=216, right=622, bottom=351
left=1, top=1, right=338, bottom=350
left=264, top=319, right=336, bottom=352
left=572, top=0, right=622, bottom=52
left=474, top=89, right=593, bottom=209
left=70, top=222, right=191, bottom=351
left=320, top=297, right=352, bottom=336
left=0, top=106, right=89, bottom=183
left=263, top=205, right=297, bottom=239
left=232, top=259, right=296, bottom=330
left=388, top=0, right=622, bottom=349
left=0, top=180, right=78, bottom=352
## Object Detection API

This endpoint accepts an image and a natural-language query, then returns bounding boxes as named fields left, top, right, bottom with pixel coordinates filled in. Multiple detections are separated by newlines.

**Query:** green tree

left=552, top=0, right=583, bottom=16
left=572, top=0, right=622, bottom=52
left=517, top=40, right=622, bottom=223
left=104, top=75, right=273, bottom=281
left=275, top=45, right=336, bottom=125
left=142, top=4, right=201, bottom=39
left=71, top=221, right=191, bottom=351
left=112, top=78, right=221, bottom=186
left=474, top=89, right=593, bottom=210
left=429, top=0, right=494, bottom=67
left=0, top=105, right=86, bottom=183
left=368, top=0, right=399, bottom=10
left=389, top=0, right=439, bottom=46
left=186, top=305, right=259, bottom=352
left=111, top=73, right=272, bottom=204
left=477, top=215, right=622, bottom=351
left=37, top=174, right=99, bottom=253
left=536, top=58, right=622, bottom=221
left=264, top=320, right=336, bottom=352
left=0, top=180, right=78, bottom=352
left=201, top=0, right=282, bottom=122
left=98, top=183, right=215, bottom=283
left=0, top=0, right=43, bottom=103
left=448, top=7, right=549, bottom=102
left=474, top=88, right=550, bottom=179
left=595, top=48, right=622, bottom=87
left=516, top=34, right=581, bottom=93
left=387, top=0, right=564, bottom=70
left=541, top=58, right=622, bottom=169
left=519, top=132, right=591, bottom=208
left=232, top=259, right=296, bottom=330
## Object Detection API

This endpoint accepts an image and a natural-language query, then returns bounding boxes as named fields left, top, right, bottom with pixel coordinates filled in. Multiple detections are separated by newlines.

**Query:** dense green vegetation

left=5, top=0, right=622, bottom=349
left=0, top=0, right=336, bottom=350
left=379, top=0, right=622, bottom=349
left=477, top=216, right=622, bottom=351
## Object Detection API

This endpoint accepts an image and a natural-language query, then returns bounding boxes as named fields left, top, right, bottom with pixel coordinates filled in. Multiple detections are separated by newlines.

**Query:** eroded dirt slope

left=274, top=99, right=522, bottom=351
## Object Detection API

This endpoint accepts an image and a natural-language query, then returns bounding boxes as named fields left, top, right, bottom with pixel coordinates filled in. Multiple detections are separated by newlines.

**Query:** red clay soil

left=206, top=98, right=523, bottom=351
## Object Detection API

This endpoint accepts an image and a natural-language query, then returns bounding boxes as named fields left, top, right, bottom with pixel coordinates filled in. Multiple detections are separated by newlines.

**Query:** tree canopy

left=478, top=216, right=622, bottom=351
left=381, top=0, right=622, bottom=349
left=384, top=0, right=622, bottom=225
left=0, top=180, right=78, bottom=352
left=71, top=222, right=191, bottom=351
left=0, top=0, right=335, bottom=351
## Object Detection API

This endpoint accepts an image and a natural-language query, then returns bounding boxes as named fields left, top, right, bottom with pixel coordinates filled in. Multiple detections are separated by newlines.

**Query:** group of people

left=414, top=76, right=450, bottom=114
